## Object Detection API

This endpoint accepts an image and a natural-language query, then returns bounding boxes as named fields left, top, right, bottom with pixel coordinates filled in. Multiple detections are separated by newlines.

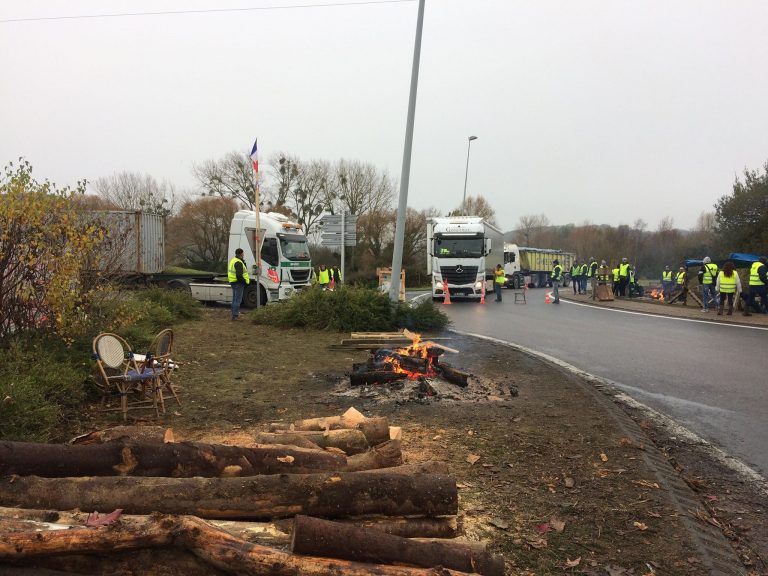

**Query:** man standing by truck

left=228, top=248, right=250, bottom=320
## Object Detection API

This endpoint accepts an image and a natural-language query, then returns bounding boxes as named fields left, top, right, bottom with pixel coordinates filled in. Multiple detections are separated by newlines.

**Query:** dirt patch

left=66, top=306, right=762, bottom=575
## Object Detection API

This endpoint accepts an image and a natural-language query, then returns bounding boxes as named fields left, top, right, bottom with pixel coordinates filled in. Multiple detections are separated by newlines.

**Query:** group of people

left=316, top=264, right=342, bottom=290
left=660, top=256, right=767, bottom=316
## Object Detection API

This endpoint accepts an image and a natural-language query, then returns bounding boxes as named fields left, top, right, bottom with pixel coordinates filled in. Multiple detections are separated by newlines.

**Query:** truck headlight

left=435, top=280, right=443, bottom=290
left=474, top=281, right=482, bottom=289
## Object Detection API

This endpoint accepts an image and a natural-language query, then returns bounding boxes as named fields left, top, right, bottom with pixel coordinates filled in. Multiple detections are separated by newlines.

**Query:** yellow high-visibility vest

left=718, top=272, right=737, bottom=294
left=676, top=271, right=686, bottom=285
left=619, top=263, right=630, bottom=278
left=612, top=268, right=619, bottom=281
left=318, top=268, right=330, bottom=284
left=702, top=263, right=718, bottom=285
left=749, top=262, right=766, bottom=286
left=227, top=257, right=250, bottom=284
left=662, top=270, right=672, bottom=282
left=551, top=265, right=563, bottom=281
left=494, top=269, right=505, bottom=284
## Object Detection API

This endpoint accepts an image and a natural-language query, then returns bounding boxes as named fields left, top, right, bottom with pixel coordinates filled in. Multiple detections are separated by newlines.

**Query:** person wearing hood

left=700, top=256, right=719, bottom=312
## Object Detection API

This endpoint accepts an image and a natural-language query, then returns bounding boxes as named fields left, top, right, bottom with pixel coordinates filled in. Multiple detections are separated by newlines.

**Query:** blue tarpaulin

left=684, top=252, right=761, bottom=269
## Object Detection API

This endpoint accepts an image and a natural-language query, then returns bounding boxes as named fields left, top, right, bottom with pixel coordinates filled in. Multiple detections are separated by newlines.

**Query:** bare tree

left=92, top=171, right=177, bottom=216
left=332, top=159, right=396, bottom=216
left=289, top=159, right=333, bottom=234
left=193, top=151, right=263, bottom=210
left=269, top=153, right=301, bottom=209
left=516, top=214, right=550, bottom=245
left=167, top=196, right=239, bottom=271
left=449, top=195, right=497, bottom=225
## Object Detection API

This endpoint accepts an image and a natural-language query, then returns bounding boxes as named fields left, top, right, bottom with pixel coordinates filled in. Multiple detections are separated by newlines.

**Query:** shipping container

left=87, top=211, right=166, bottom=275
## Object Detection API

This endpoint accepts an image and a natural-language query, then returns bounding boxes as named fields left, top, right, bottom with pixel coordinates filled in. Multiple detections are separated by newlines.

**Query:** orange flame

left=380, top=331, right=437, bottom=379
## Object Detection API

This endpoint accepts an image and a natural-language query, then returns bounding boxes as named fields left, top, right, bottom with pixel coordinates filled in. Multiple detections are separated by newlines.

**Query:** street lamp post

left=462, top=135, right=478, bottom=214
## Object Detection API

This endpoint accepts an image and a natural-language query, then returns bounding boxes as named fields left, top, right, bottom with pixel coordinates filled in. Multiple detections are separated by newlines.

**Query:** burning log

left=434, top=363, right=470, bottom=388
left=0, top=514, right=476, bottom=576
left=290, top=515, right=505, bottom=576
left=254, top=429, right=369, bottom=455
left=0, top=471, right=458, bottom=520
left=350, top=371, right=408, bottom=387
left=0, top=440, right=345, bottom=478
left=417, top=378, right=438, bottom=397
left=394, top=355, right=430, bottom=373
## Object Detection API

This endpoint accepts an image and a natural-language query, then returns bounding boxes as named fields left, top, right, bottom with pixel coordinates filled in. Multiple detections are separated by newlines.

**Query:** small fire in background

left=649, top=288, right=665, bottom=301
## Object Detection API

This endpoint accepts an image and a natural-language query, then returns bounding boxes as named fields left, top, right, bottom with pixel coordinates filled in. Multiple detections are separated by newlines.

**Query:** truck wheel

left=243, top=284, right=267, bottom=308
left=512, top=276, right=521, bottom=290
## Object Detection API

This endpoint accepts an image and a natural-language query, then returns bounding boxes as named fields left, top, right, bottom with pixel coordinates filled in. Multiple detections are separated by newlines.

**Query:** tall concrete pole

left=389, top=0, right=425, bottom=303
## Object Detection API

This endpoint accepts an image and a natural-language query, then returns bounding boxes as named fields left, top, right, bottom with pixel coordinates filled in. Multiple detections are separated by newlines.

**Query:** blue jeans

left=702, top=283, right=717, bottom=309
left=662, top=281, right=673, bottom=300
left=494, top=282, right=502, bottom=301
left=580, top=277, right=588, bottom=293
left=231, top=282, right=245, bottom=318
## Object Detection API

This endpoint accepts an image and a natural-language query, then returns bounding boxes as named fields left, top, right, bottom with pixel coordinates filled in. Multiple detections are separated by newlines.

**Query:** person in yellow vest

left=700, top=256, right=719, bottom=312
left=744, top=256, right=767, bottom=316
left=660, top=265, right=674, bottom=301
left=551, top=259, right=563, bottom=303
left=494, top=264, right=505, bottom=302
left=596, top=260, right=609, bottom=301
left=570, top=260, right=581, bottom=295
left=612, top=264, right=620, bottom=296
left=317, top=264, right=330, bottom=290
left=587, top=257, right=598, bottom=298
left=332, top=265, right=342, bottom=287
left=675, top=266, right=688, bottom=305
left=715, top=261, right=741, bottom=316
left=618, top=258, right=631, bottom=297
left=228, top=248, right=250, bottom=320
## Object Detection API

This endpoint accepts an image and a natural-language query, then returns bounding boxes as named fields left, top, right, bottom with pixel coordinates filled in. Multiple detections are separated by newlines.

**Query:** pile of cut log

left=0, top=408, right=505, bottom=575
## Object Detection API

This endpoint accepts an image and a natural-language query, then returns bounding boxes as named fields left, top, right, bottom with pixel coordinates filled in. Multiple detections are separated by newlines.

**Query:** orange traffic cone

left=480, top=280, right=486, bottom=304
left=329, top=277, right=335, bottom=291
left=442, top=276, right=452, bottom=305
left=545, top=293, right=551, bottom=304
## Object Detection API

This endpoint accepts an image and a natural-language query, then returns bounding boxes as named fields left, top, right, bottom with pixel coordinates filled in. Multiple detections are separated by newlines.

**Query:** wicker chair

left=92, top=333, right=164, bottom=421
left=146, top=328, right=181, bottom=411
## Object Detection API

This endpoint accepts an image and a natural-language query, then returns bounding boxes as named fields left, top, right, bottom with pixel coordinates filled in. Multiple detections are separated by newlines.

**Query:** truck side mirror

left=485, top=239, right=492, bottom=255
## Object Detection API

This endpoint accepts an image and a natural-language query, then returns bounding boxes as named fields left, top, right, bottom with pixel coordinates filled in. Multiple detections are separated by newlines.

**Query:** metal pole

left=462, top=136, right=477, bottom=215
left=389, top=0, right=425, bottom=303
left=341, top=210, right=345, bottom=287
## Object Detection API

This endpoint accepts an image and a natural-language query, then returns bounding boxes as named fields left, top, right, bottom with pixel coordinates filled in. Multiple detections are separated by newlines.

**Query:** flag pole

left=251, top=139, right=262, bottom=310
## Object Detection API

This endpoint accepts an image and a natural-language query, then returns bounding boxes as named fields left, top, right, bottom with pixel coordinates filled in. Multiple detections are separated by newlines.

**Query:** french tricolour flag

left=250, top=139, right=259, bottom=173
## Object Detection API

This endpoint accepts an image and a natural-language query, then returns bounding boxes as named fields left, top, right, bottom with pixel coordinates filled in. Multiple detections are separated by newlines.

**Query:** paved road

left=431, top=289, right=768, bottom=476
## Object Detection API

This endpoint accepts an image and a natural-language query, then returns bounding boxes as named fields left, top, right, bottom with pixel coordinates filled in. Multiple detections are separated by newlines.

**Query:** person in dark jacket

left=744, top=256, right=768, bottom=316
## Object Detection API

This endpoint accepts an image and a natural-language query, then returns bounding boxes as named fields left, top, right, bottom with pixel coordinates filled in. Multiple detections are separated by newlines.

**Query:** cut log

left=346, top=440, right=402, bottom=471
left=250, top=433, right=322, bottom=451
left=291, top=515, right=505, bottom=576
left=0, top=471, right=458, bottom=520
left=0, top=440, right=345, bottom=477
left=337, top=517, right=458, bottom=539
left=394, top=355, right=430, bottom=373
left=69, top=426, right=174, bottom=445
left=350, top=372, right=408, bottom=386
left=0, top=515, right=475, bottom=576
left=286, top=407, right=367, bottom=431
left=254, top=429, right=369, bottom=455
left=435, top=364, right=470, bottom=388
left=0, top=506, right=455, bottom=541
left=357, top=417, right=390, bottom=446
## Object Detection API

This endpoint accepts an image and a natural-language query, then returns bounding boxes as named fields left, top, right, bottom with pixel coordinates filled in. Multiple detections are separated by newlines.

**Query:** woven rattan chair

left=146, top=328, right=181, bottom=411
left=92, top=333, right=163, bottom=421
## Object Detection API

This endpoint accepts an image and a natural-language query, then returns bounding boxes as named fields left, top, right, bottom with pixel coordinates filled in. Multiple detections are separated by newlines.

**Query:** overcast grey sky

left=2, top=0, right=767, bottom=232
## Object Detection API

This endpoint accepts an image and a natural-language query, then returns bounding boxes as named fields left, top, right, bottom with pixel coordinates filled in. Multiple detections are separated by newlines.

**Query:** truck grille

left=290, top=269, right=311, bottom=283
left=440, top=266, right=478, bottom=285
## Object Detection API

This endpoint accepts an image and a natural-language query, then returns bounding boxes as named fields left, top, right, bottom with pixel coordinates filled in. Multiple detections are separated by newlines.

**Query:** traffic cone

left=329, top=277, right=335, bottom=291
left=545, top=293, right=551, bottom=304
left=480, top=280, right=486, bottom=304
left=442, top=276, right=452, bottom=305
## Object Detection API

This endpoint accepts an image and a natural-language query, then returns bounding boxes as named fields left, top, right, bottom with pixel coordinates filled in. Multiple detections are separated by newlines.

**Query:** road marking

left=453, top=328, right=768, bottom=495
left=555, top=295, right=768, bottom=331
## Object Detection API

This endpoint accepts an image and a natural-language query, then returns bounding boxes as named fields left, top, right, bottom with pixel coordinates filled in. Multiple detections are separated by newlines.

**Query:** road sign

left=320, top=212, right=357, bottom=247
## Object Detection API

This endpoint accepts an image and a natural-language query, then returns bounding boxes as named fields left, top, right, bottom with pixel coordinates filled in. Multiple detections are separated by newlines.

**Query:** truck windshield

left=278, top=234, right=311, bottom=261
left=434, top=236, right=484, bottom=258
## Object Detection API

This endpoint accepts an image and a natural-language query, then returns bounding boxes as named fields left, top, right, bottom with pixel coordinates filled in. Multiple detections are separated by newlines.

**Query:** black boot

left=717, top=303, right=723, bottom=316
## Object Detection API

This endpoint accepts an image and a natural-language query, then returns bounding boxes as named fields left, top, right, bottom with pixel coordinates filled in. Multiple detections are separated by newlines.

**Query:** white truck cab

left=190, top=210, right=312, bottom=307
